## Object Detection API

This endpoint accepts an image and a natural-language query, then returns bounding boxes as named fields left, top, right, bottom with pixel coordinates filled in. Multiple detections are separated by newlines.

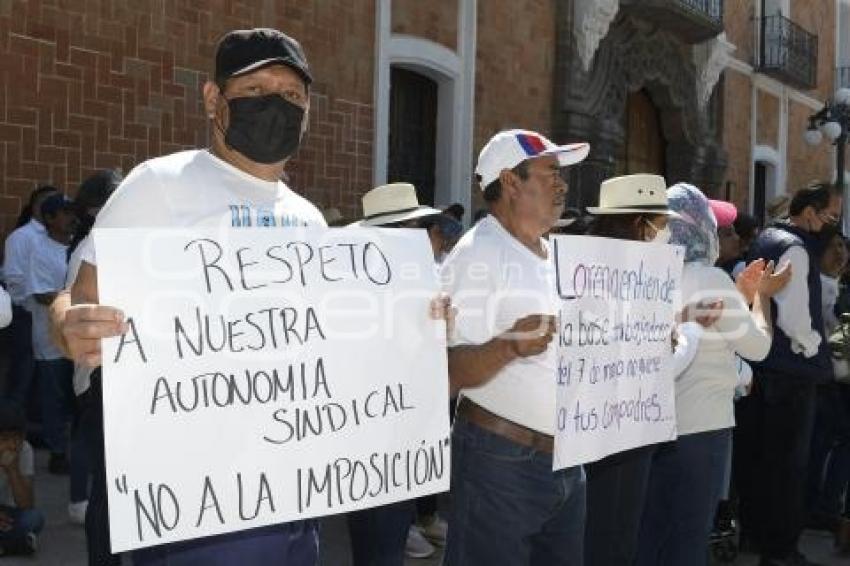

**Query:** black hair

left=75, top=170, right=121, bottom=211
left=444, top=203, right=465, bottom=222
left=588, top=213, right=665, bottom=242
left=789, top=182, right=836, bottom=217
left=68, top=170, right=123, bottom=256
left=15, top=185, right=59, bottom=228
left=733, top=212, right=760, bottom=240
left=481, top=160, right=530, bottom=203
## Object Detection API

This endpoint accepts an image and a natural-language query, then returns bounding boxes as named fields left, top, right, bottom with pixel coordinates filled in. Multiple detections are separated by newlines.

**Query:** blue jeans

left=70, top=389, right=93, bottom=503
left=808, top=383, right=850, bottom=519
left=736, top=375, right=817, bottom=560
left=36, top=358, right=73, bottom=454
left=346, top=501, right=414, bottom=566
left=131, top=521, right=320, bottom=566
left=0, top=505, right=45, bottom=554
left=444, top=418, right=586, bottom=566
left=636, top=428, right=732, bottom=566
left=584, top=445, right=654, bottom=566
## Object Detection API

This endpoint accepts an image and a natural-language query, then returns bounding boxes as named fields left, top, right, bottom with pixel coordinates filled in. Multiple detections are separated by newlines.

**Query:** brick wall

left=791, top=0, right=835, bottom=101
left=392, top=0, right=458, bottom=51
left=724, top=0, right=754, bottom=65
left=721, top=71, right=752, bottom=211
left=0, top=0, right=376, bottom=237
left=474, top=0, right=555, bottom=151
left=755, top=90, right=779, bottom=148
left=786, top=99, right=833, bottom=192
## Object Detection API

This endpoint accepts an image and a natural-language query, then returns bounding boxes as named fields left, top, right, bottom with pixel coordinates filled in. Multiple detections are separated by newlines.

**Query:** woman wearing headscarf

left=635, top=183, right=789, bottom=566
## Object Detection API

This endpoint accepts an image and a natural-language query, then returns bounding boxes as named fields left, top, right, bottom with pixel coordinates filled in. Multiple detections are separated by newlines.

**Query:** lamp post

left=805, top=87, right=850, bottom=233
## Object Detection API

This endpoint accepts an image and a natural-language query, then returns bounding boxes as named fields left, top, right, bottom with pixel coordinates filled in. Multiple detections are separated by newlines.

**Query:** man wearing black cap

left=50, top=28, right=324, bottom=566
left=26, top=194, right=75, bottom=475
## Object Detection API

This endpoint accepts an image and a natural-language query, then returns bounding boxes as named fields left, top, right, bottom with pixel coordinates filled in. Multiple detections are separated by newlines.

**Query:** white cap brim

left=543, top=143, right=591, bottom=167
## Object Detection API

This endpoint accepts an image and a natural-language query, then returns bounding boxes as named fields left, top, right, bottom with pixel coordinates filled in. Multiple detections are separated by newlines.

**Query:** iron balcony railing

left=757, top=14, right=818, bottom=90
left=621, top=0, right=723, bottom=43
left=674, top=0, right=723, bottom=26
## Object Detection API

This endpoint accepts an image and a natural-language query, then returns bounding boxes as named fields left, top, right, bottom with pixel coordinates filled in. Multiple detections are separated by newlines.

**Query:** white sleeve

left=0, top=287, right=11, bottom=328
left=671, top=322, right=703, bottom=379
left=774, top=246, right=821, bottom=357
left=2, top=233, right=26, bottom=303
left=66, top=240, right=89, bottom=288
left=710, top=271, right=772, bottom=361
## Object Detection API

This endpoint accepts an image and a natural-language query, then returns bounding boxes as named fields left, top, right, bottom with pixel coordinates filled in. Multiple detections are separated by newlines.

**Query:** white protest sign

left=550, top=235, right=683, bottom=470
left=94, top=227, right=450, bottom=552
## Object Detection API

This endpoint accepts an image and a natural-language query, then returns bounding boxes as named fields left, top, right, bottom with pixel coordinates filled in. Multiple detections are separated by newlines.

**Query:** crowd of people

left=0, top=26, right=847, bottom=566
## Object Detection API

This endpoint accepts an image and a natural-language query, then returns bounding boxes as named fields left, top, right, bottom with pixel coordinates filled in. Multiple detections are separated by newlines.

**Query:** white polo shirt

left=441, top=215, right=559, bottom=435
left=27, top=232, right=68, bottom=360
left=3, top=219, right=47, bottom=307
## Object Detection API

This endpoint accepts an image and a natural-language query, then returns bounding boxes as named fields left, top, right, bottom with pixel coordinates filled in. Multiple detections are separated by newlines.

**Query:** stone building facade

left=0, top=0, right=847, bottom=237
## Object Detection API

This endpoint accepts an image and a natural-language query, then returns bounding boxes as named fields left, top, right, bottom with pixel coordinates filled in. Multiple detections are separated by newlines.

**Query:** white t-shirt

left=27, top=233, right=68, bottom=360
left=3, top=220, right=47, bottom=306
left=72, top=149, right=326, bottom=393
left=79, top=149, right=326, bottom=266
left=441, top=215, right=559, bottom=435
left=0, top=440, right=34, bottom=507
left=676, top=263, right=771, bottom=436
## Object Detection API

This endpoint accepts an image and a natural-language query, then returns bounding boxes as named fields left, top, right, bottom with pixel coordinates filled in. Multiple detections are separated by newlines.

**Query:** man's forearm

left=448, top=338, right=517, bottom=394
left=49, top=290, right=72, bottom=357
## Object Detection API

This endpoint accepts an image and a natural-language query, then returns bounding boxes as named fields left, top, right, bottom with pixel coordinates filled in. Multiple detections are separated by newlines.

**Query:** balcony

left=756, top=15, right=818, bottom=90
left=840, top=67, right=850, bottom=90
left=619, top=0, right=724, bottom=43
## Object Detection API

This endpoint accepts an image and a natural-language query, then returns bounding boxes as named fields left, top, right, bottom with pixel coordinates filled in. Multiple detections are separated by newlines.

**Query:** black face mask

left=223, top=94, right=305, bottom=164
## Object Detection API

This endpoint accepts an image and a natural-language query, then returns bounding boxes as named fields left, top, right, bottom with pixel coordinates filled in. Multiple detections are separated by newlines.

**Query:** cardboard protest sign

left=550, top=235, right=684, bottom=470
left=94, top=227, right=450, bottom=551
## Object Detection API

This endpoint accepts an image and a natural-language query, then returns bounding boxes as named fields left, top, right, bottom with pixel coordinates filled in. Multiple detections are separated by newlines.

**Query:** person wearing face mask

left=47, top=29, right=325, bottom=566
left=736, top=182, right=843, bottom=566
left=580, top=174, right=706, bottom=566
left=634, top=183, right=789, bottom=566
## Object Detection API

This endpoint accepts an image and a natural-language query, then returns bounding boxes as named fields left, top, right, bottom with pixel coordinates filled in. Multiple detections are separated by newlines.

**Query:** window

left=387, top=67, right=438, bottom=206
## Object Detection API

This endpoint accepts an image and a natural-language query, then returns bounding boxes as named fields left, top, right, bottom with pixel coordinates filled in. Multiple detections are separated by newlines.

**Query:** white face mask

left=645, top=219, right=671, bottom=244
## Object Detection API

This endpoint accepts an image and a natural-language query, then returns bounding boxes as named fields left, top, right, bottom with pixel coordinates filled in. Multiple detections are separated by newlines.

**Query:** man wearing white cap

left=441, top=129, right=589, bottom=565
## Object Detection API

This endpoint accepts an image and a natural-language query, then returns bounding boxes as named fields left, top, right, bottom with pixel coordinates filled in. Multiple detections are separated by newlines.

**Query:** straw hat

left=586, top=174, right=674, bottom=215
left=352, top=183, right=442, bottom=227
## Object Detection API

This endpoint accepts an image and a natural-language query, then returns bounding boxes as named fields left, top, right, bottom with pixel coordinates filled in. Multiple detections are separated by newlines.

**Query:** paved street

left=5, top=449, right=845, bottom=565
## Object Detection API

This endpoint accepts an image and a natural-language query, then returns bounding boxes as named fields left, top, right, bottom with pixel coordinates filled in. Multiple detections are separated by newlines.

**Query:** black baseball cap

left=215, top=28, right=312, bottom=87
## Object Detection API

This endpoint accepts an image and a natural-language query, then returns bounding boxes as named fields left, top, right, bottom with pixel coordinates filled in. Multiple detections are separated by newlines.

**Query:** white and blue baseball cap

left=475, top=129, right=590, bottom=189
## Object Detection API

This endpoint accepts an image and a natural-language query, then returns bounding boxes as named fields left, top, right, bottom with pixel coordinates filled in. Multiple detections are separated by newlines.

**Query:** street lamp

left=806, top=87, right=850, bottom=232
